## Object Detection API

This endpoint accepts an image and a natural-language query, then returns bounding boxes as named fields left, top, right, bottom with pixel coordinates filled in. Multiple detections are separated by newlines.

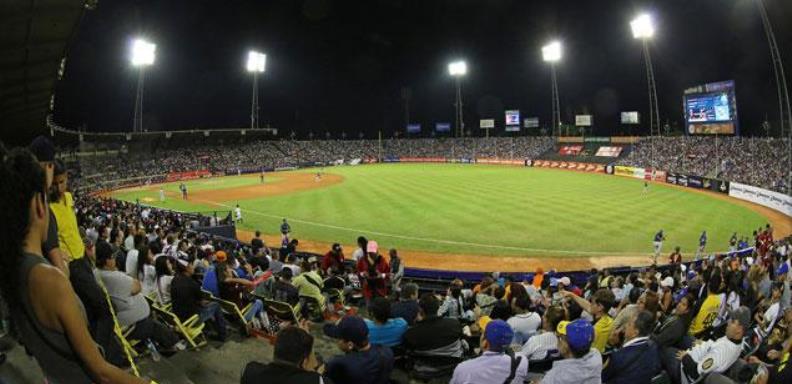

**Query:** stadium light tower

left=246, top=51, right=267, bottom=129
left=631, top=13, right=660, bottom=169
left=752, top=0, right=791, bottom=193
left=130, top=38, right=156, bottom=133
left=448, top=60, right=467, bottom=138
left=542, top=41, right=562, bottom=136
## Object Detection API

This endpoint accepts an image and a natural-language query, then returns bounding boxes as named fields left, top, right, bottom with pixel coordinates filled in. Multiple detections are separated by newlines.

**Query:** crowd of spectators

left=618, top=137, right=791, bottom=194
left=3, top=136, right=792, bottom=384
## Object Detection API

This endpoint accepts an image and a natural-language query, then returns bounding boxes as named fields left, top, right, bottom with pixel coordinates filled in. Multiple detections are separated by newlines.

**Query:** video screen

left=620, top=112, right=639, bottom=124
left=683, top=80, right=738, bottom=135
left=686, top=93, right=732, bottom=122
left=505, top=110, right=520, bottom=126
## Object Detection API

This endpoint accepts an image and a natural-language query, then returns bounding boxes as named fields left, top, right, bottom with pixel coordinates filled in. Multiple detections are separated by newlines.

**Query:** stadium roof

left=0, top=0, right=89, bottom=146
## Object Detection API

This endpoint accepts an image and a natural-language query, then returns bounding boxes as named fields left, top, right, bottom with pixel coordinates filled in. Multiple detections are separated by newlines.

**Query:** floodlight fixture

left=448, top=61, right=467, bottom=76
left=542, top=41, right=562, bottom=62
left=130, top=38, right=156, bottom=66
left=631, top=14, right=655, bottom=39
left=247, top=51, right=266, bottom=73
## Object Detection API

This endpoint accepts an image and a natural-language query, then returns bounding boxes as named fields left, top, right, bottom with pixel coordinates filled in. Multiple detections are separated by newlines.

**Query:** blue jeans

left=199, top=301, right=227, bottom=339
left=243, top=299, right=264, bottom=322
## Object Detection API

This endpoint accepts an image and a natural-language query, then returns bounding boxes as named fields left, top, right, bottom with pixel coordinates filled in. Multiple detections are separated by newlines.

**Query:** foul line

left=162, top=196, right=657, bottom=256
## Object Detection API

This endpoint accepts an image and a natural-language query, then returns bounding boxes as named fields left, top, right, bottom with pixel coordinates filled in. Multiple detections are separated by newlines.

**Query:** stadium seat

left=150, top=305, right=208, bottom=349
left=255, top=295, right=301, bottom=324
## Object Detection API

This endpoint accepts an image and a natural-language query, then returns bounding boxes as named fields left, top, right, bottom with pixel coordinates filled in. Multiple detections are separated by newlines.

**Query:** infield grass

left=112, top=164, right=768, bottom=257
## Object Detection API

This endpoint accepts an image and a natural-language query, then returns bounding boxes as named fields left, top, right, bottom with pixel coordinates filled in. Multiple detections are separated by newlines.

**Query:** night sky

left=53, top=0, right=792, bottom=138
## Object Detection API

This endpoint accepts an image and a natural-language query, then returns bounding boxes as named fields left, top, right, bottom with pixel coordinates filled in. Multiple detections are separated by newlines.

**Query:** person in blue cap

left=451, top=319, right=528, bottom=384
left=537, top=319, right=602, bottom=384
left=323, top=315, right=393, bottom=384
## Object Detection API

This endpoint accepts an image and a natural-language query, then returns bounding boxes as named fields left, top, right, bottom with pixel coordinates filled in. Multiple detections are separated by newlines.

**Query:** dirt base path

left=191, top=172, right=344, bottom=202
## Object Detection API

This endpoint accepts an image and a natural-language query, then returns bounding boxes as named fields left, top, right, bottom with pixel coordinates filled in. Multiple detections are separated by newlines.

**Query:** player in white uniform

left=235, top=204, right=243, bottom=223
left=159, top=187, right=165, bottom=202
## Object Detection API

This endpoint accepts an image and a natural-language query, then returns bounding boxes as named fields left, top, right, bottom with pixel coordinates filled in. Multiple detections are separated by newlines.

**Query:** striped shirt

left=519, top=331, right=559, bottom=360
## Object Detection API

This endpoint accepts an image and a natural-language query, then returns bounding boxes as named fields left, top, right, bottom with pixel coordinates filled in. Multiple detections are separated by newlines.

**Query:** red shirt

left=356, top=255, right=390, bottom=299
left=322, top=251, right=345, bottom=274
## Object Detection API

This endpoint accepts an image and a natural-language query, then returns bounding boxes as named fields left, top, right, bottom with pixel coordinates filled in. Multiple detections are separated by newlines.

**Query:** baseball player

left=234, top=204, right=243, bottom=223
left=643, top=180, right=650, bottom=194
left=653, top=230, right=666, bottom=265
left=695, top=230, right=707, bottom=260
left=159, top=187, right=165, bottom=202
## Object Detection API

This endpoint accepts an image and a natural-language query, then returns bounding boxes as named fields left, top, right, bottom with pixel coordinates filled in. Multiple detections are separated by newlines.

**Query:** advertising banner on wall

left=406, top=123, right=421, bottom=133
left=533, top=160, right=605, bottom=173
left=575, top=115, right=593, bottom=126
left=505, top=110, right=520, bottom=126
left=480, top=119, right=495, bottom=129
left=524, top=117, right=539, bottom=128
left=435, top=122, right=451, bottom=132
left=729, top=182, right=792, bottom=217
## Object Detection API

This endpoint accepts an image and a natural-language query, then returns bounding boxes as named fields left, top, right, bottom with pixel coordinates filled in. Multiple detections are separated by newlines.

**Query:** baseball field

left=110, top=164, right=789, bottom=271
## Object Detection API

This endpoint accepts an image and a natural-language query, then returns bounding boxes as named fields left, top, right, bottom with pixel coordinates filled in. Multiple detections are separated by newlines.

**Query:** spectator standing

left=389, top=249, right=404, bottom=293
left=322, top=243, right=345, bottom=275
left=29, top=136, right=69, bottom=275
left=357, top=240, right=390, bottom=304
left=352, top=236, right=367, bottom=263
left=49, top=160, right=84, bottom=262
left=1, top=148, right=146, bottom=384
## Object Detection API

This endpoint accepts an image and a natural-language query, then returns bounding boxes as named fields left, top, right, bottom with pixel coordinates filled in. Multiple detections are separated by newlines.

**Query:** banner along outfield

left=110, top=164, right=791, bottom=272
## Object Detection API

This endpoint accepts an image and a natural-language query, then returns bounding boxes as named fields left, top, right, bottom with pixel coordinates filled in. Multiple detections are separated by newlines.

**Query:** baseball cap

left=729, top=306, right=751, bottom=330
left=366, top=240, right=378, bottom=253
left=777, top=263, right=789, bottom=275
left=323, top=315, right=368, bottom=344
left=484, top=320, right=514, bottom=351
left=661, top=277, right=674, bottom=288
left=556, top=319, right=594, bottom=352
left=549, top=277, right=559, bottom=287
left=215, top=250, right=227, bottom=262
left=558, top=277, right=571, bottom=287
left=29, top=136, right=55, bottom=162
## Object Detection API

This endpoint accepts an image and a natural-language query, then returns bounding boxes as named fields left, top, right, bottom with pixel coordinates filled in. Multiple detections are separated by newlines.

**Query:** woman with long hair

left=0, top=148, right=145, bottom=383
left=154, top=256, right=174, bottom=305
left=136, top=244, right=156, bottom=296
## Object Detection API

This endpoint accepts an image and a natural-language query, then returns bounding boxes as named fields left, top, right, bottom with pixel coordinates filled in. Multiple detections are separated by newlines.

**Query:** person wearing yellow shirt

left=689, top=275, right=724, bottom=337
left=561, top=288, right=616, bottom=353
left=49, top=160, right=84, bottom=261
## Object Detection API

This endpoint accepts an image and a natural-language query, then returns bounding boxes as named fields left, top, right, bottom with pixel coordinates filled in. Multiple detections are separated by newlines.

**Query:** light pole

left=246, top=51, right=267, bottom=129
left=542, top=41, right=562, bottom=136
left=448, top=60, right=467, bottom=138
left=631, top=13, right=659, bottom=169
left=130, top=38, right=156, bottom=133
left=753, top=0, right=791, bottom=193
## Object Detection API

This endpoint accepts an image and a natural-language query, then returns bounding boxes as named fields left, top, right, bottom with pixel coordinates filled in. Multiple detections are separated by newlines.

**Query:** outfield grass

left=112, top=164, right=768, bottom=257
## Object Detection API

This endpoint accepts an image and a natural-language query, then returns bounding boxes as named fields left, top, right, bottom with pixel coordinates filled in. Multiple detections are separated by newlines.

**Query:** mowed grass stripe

left=113, top=164, right=769, bottom=256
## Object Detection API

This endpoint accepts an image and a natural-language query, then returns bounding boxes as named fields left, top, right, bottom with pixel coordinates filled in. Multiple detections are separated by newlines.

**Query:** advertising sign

left=406, top=123, right=421, bottom=133
left=505, top=110, right=520, bottom=126
left=524, top=117, right=539, bottom=128
left=435, top=122, right=451, bottom=132
left=480, top=119, right=495, bottom=129
left=729, top=182, right=792, bottom=217
left=575, top=115, right=593, bottom=126
left=620, top=112, right=640, bottom=124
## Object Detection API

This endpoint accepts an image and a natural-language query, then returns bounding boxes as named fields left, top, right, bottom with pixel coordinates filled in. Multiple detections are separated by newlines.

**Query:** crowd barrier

left=729, top=182, right=792, bottom=217
left=166, top=170, right=212, bottom=182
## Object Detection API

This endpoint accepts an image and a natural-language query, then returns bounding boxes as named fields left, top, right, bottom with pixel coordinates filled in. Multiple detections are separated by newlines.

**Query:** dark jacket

left=403, top=315, right=463, bottom=352
left=651, top=314, right=690, bottom=349
left=390, top=299, right=420, bottom=325
left=68, top=258, right=124, bottom=365
left=241, top=361, right=329, bottom=384
left=601, top=337, right=661, bottom=384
